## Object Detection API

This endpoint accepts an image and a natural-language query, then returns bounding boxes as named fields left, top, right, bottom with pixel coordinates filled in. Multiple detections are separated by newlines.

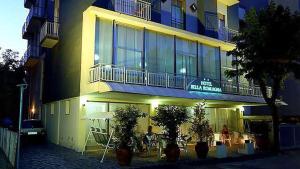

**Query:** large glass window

left=176, top=38, right=197, bottom=76
left=94, top=18, right=113, bottom=65
left=171, top=0, right=185, bottom=29
left=116, top=24, right=143, bottom=69
left=198, top=44, right=220, bottom=80
left=145, top=31, right=174, bottom=73
left=221, top=50, right=237, bottom=83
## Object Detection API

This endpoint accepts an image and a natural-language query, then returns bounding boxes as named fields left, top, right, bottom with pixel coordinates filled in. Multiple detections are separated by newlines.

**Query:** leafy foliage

left=226, top=2, right=300, bottom=151
left=227, top=3, right=300, bottom=103
left=0, top=48, right=25, bottom=125
left=190, top=102, right=213, bottom=142
left=113, top=105, right=145, bottom=148
left=151, top=105, right=189, bottom=144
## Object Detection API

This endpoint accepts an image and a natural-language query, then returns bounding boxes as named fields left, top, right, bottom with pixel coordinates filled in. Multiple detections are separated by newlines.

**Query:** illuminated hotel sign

left=188, top=78, right=222, bottom=93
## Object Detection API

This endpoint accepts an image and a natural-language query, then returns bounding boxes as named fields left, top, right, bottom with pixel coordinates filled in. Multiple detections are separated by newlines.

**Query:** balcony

left=23, top=45, right=40, bottom=67
left=22, top=6, right=45, bottom=39
left=114, top=0, right=151, bottom=20
left=204, top=12, right=239, bottom=43
left=40, top=22, right=59, bottom=48
left=89, top=64, right=272, bottom=98
left=22, top=22, right=30, bottom=39
left=24, top=0, right=35, bottom=8
left=217, top=0, right=239, bottom=6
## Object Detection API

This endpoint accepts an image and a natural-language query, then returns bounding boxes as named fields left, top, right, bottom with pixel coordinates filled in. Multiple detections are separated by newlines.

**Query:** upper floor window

left=145, top=30, right=174, bottom=73
left=171, top=0, right=185, bottom=29
left=221, top=51, right=237, bottom=84
left=176, top=38, right=197, bottom=76
left=198, top=44, right=220, bottom=81
left=116, top=24, right=143, bottom=69
left=94, top=18, right=113, bottom=65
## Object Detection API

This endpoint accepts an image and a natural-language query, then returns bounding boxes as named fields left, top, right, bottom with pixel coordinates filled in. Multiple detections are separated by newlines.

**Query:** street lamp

left=16, top=79, right=28, bottom=169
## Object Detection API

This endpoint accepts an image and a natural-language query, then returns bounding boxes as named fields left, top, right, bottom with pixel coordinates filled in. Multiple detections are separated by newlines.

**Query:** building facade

left=23, top=0, right=273, bottom=151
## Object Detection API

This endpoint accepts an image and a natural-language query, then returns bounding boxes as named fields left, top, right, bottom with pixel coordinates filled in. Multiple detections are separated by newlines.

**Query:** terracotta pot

left=164, top=144, right=180, bottom=162
left=195, top=142, right=209, bottom=159
left=116, top=147, right=133, bottom=166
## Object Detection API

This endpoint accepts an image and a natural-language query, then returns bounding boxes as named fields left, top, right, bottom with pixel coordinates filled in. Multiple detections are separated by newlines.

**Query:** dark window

left=171, top=0, right=185, bottom=29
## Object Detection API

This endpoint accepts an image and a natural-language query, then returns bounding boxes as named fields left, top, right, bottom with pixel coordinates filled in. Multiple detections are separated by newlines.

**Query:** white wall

left=42, top=97, right=81, bottom=151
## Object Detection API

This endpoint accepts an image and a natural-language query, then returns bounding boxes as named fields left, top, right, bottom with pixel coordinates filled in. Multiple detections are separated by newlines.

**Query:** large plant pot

left=195, top=142, right=209, bottom=159
left=116, top=147, right=133, bottom=166
left=164, top=144, right=180, bottom=162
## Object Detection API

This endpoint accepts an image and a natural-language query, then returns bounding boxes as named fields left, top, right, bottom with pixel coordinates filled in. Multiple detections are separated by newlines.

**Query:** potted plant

left=190, top=102, right=214, bottom=158
left=113, top=105, right=144, bottom=166
left=151, top=105, right=189, bottom=162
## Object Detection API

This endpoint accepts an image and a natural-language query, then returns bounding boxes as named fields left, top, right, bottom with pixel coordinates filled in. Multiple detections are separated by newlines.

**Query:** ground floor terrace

left=41, top=84, right=271, bottom=158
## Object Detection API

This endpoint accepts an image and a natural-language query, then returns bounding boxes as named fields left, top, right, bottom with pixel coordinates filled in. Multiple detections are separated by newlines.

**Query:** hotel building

left=22, top=0, right=272, bottom=151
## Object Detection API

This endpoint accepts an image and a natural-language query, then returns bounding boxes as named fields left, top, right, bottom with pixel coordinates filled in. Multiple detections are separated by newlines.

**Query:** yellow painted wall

left=43, top=97, right=82, bottom=152
left=217, top=1, right=228, bottom=27
left=80, top=7, right=236, bottom=96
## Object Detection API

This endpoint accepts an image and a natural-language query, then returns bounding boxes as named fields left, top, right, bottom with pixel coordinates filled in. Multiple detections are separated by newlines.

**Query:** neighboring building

left=23, top=0, right=274, bottom=151
left=22, top=0, right=59, bottom=119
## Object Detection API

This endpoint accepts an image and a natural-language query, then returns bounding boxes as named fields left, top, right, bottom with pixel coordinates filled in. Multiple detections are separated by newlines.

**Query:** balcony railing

left=23, top=45, right=40, bottom=63
left=204, top=12, right=239, bottom=43
left=114, top=0, right=151, bottom=20
left=40, top=22, right=59, bottom=48
left=89, top=64, right=272, bottom=98
left=218, top=27, right=239, bottom=42
left=22, top=22, right=30, bottom=39
left=22, top=6, right=45, bottom=35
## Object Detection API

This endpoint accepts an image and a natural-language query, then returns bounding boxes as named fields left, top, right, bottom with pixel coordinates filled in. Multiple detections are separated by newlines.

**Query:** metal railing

left=218, top=26, right=239, bottom=42
left=22, top=6, right=45, bottom=35
left=0, top=128, right=18, bottom=167
left=23, top=45, right=40, bottom=62
left=22, top=21, right=29, bottom=37
left=204, top=12, right=239, bottom=43
left=40, top=21, right=59, bottom=43
left=114, top=0, right=151, bottom=20
left=89, top=64, right=272, bottom=97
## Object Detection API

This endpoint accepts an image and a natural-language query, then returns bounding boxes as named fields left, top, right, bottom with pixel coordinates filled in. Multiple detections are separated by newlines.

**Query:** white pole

left=16, top=83, right=28, bottom=169
left=100, top=129, right=114, bottom=163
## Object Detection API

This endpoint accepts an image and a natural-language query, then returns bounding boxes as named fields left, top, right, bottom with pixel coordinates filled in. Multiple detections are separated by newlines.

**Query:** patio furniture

left=232, top=131, right=240, bottom=144
left=144, top=134, right=157, bottom=156
left=156, top=134, right=190, bottom=159
left=223, top=136, right=232, bottom=147
left=213, top=133, right=222, bottom=146
left=81, top=113, right=115, bottom=163
left=157, top=134, right=167, bottom=159
left=177, top=135, right=190, bottom=156
left=242, top=133, right=256, bottom=148
left=83, top=126, right=115, bottom=163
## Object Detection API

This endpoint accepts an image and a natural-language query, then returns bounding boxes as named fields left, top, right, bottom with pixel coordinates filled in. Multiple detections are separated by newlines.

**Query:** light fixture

left=151, top=100, right=159, bottom=108
left=190, top=3, right=197, bottom=12
left=239, top=106, right=245, bottom=112
left=31, top=106, right=35, bottom=114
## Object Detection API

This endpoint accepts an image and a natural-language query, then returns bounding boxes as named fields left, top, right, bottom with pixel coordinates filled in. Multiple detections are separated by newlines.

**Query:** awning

left=103, top=82, right=266, bottom=104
